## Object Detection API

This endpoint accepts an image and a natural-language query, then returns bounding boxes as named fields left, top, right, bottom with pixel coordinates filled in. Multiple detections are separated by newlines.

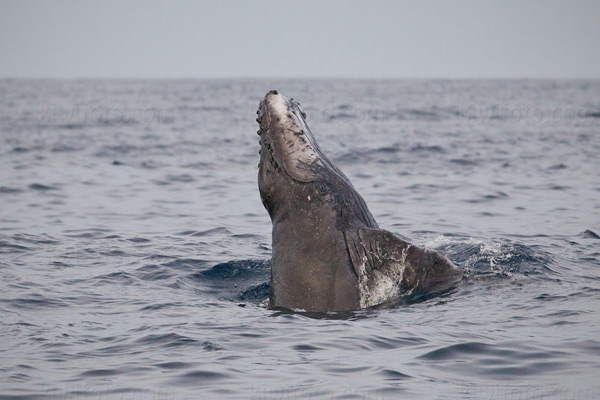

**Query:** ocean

left=1, top=79, right=599, bottom=399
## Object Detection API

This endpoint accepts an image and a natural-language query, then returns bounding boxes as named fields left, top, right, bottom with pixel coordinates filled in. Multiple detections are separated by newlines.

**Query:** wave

left=183, top=259, right=271, bottom=304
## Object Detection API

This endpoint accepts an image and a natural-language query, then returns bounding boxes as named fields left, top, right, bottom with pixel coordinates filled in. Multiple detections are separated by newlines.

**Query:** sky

left=1, top=0, right=599, bottom=79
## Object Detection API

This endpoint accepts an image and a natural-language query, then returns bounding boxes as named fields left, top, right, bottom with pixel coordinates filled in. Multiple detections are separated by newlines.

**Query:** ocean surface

left=1, top=79, right=599, bottom=399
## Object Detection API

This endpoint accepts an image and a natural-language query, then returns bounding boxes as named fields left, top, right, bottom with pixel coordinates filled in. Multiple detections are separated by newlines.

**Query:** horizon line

left=1, top=75, right=599, bottom=81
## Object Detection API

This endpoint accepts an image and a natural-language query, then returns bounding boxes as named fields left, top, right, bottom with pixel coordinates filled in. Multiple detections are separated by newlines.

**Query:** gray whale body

left=256, top=90, right=462, bottom=312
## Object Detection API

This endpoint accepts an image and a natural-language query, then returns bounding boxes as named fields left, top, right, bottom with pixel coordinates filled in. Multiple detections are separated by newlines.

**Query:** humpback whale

left=256, top=90, right=462, bottom=312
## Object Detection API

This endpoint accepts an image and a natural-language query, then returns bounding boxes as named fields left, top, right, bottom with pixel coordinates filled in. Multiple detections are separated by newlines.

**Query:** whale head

left=256, top=90, right=326, bottom=183
left=256, top=90, right=336, bottom=215
left=256, top=90, right=377, bottom=228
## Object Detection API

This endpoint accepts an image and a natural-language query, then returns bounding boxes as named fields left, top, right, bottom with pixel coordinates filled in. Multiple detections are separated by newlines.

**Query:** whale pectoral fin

left=345, top=227, right=413, bottom=285
left=344, top=228, right=414, bottom=307
left=346, top=228, right=462, bottom=298
left=358, top=227, right=415, bottom=279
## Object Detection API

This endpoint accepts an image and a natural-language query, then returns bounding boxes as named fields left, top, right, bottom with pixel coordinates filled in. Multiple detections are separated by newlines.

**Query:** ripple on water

left=1, top=294, right=67, bottom=310
left=28, top=183, right=59, bottom=191
left=134, top=333, right=199, bottom=348
left=185, top=259, right=271, bottom=303
left=419, top=341, right=571, bottom=380
left=134, top=333, right=222, bottom=352
left=292, top=344, right=323, bottom=353
left=381, top=368, right=412, bottom=380
left=155, top=361, right=193, bottom=370
left=0, top=186, right=23, bottom=194
left=134, top=264, right=176, bottom=281
left=78, top=368, right=123, bottom=378
left=173, top=370, right=230, bottom=387
left=91, top=271, right=136, bottom=286
left=419, top=341, right=492, bottom=360
left=176, top=227, right=232, bottom=237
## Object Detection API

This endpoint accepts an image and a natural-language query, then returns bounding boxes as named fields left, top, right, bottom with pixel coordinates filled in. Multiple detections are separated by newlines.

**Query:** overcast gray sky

left=1, top=0, right=599, bottom=79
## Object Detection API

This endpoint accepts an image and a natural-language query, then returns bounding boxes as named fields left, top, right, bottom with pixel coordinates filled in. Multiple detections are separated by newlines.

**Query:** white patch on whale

left=357, top=245, right=412, bottom=308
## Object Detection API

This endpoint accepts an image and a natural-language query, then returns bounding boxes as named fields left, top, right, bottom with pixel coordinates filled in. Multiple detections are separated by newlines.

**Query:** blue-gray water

left=1, top=79, right=599, bottom=399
